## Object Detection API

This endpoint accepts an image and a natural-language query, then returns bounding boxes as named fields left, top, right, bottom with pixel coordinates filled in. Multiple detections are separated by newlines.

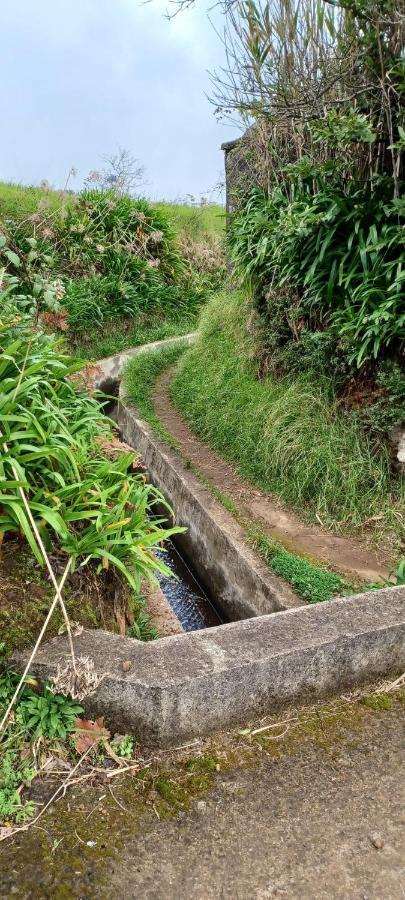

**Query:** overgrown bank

left=170, top=291, right=403, bottom=550
left=0, top=183, right=225, bottom=359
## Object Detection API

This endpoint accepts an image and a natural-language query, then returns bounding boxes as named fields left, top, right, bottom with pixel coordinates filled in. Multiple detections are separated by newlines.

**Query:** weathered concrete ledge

left=118, top=398, right=299, bottom=620
left=93, top=333, right=196, bottom=396
left=13, top=587, right=405, bottom=745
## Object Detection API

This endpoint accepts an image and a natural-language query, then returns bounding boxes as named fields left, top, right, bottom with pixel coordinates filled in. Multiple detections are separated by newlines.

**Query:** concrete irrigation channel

left=14, top=336, right=405, bottom=746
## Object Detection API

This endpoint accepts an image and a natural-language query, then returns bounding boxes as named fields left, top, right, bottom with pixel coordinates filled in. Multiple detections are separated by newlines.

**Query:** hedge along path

left=152, top=369, right=392, bottom=584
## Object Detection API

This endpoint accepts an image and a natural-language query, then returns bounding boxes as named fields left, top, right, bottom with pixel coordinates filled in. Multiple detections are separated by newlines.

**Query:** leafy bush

left=0, top=303, right=180, bottom=592
left=229, top=180, right=405, bottom=369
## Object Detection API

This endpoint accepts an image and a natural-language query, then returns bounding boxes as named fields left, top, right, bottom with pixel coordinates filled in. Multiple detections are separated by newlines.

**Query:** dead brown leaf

left=73, top=717, right=110, bottom=754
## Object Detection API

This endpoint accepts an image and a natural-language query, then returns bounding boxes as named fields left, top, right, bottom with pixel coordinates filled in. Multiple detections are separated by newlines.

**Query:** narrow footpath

left=152, top=369, right=392, bottom=583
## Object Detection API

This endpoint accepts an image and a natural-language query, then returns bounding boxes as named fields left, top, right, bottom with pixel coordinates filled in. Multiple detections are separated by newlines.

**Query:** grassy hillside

left=0, top=182, right=224, bottom=239
left=171, top=291, right=403, bottom=549
left=155, top=202, right=225, bottom=239
left=0, top=181, right=67, bottom=221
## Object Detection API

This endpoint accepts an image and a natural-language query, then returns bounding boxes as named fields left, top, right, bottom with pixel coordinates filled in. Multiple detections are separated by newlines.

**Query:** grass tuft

left=258, top=537, right=348, bottom=603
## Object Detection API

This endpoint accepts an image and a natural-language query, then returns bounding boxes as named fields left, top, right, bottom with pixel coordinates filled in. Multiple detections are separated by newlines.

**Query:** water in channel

left=155, top=540, right=223, bottom=632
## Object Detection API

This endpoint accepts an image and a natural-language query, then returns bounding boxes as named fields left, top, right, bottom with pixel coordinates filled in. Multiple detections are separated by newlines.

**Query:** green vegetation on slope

left=123, top=341, right=358, bottom=602
left=154, top=202, right=225, bottom=239
left=0, top=183, right=225, bottom=360
left=170, top=291, right=403, bottom=546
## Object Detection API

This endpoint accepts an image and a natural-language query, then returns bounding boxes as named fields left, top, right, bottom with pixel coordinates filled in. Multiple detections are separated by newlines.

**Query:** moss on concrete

left=2, top=687, right=403, bottom=900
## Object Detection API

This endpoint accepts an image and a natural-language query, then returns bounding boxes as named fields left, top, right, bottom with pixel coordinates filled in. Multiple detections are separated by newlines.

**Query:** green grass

left=69, top=310, right=197, bottom=361
left=0, top=181, right=67, bottom=221
left=154, top=202, right=225, bottom=239
left=170, top=291, right=403, bottom=545
left=258, top=536, right=348, bottom=603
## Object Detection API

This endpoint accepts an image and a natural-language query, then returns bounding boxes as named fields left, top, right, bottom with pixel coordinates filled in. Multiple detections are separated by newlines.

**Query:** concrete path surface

left=107, top=704, right=405, bottom=900
left=1, top=698, right=404, bottom=899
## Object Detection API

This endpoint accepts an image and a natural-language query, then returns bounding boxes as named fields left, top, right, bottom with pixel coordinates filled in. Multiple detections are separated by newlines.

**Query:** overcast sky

left=1, top=0, right=240, bottom=201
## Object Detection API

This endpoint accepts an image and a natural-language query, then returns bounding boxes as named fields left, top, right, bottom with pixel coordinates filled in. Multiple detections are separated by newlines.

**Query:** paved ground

left=2, top=698, right=404, bottom=899
left=108, top=704, right=405, bottom=900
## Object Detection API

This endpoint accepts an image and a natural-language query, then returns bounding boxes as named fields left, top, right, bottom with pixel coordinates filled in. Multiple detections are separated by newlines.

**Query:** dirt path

left=152, top=370, right=392, bottom=583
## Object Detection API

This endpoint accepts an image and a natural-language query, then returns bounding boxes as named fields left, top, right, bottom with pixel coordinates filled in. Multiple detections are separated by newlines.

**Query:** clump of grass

left=258, top=537, right=348, bottom=603
left=170, top=291, right=403, bottom=543
left=127, top=609, right=159, bottom=642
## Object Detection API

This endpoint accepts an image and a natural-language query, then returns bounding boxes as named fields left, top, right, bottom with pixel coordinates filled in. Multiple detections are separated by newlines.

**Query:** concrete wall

left=14, top=586, right=405, bottom=746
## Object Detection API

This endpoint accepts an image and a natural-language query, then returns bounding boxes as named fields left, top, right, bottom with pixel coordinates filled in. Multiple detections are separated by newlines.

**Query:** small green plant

left=368, top=558, right=405, bottom=590
left=0, top=752, right=35, bottom=824
left=0, top=668, right=86, bottom=827
left=258, top=537, right=347, bottom=603
left=113, top=735, right=135, bottom=758
left=19, top=686, right=83, bottom=741
left=127, top=609, right=159, bottom=642
left=392, top=559, right=405, bottom=586
left=0, top=310, right=182, bottom=592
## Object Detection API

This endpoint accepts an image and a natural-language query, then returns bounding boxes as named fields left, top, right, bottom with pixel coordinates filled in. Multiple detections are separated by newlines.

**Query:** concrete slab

left=13, top=586, right=405, bottom=745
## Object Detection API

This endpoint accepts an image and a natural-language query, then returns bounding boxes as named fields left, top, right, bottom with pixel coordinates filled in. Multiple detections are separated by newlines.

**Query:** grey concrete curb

left=13, top=587, right=405, bottom=745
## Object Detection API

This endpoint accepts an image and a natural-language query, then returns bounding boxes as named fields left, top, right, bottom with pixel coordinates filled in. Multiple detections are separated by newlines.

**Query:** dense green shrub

left=229, top=180, right=405, bottom=371
left=56, top=191, right=184, bottom=281
left=0, top=299, right=179, bottom=592
left=0, top=189, right=220, bottom=340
